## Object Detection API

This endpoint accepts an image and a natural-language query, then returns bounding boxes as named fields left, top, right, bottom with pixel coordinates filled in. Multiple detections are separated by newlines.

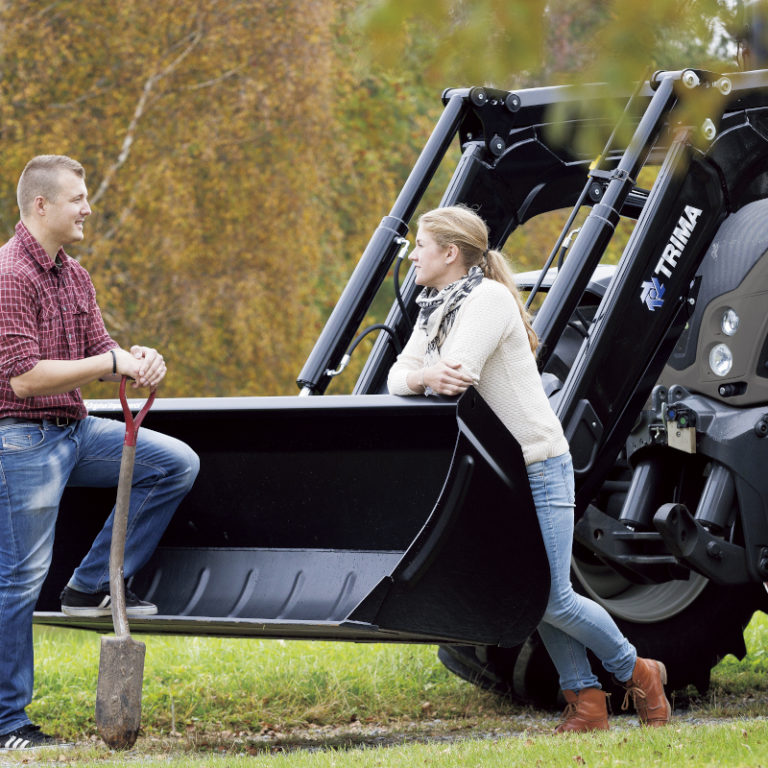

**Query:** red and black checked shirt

left=0, top=221, right=117, bottom=420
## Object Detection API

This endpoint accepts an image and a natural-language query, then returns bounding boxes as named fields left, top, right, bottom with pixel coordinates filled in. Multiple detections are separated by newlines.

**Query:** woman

left=387, top=205, right=671, bottom=732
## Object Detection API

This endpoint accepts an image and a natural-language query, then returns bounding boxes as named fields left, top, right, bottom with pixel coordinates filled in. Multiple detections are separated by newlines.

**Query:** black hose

left=347, top=323, right=403, bottom=356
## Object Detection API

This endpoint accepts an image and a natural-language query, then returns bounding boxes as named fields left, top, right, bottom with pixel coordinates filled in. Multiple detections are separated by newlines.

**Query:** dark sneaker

left=0, top=724, right=72, bottom=750
left=60, top=585, right=157, bottom=617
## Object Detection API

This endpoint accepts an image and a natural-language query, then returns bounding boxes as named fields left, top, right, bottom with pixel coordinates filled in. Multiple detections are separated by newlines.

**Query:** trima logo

left=641, top=277, right=665, bottom=310
left=640, top=204, right=703, bottom=311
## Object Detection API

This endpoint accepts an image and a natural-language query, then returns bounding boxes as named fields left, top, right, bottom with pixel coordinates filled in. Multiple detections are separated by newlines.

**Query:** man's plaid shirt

left=0, top=221, right=117, bottom=420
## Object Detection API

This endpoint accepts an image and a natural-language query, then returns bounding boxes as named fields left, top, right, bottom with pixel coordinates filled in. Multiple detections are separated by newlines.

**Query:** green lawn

left=5, top=720, right=768, bottom=767
left=4, top=611, right=768, bottom=765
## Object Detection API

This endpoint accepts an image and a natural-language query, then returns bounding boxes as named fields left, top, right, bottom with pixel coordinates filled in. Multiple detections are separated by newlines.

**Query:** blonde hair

left=17, top=155, right=85, bottom=217
left=417, top=205, right=539, bottom=352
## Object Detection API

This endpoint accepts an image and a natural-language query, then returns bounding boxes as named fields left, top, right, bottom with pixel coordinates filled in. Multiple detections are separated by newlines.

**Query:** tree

left=357, top=0, right=739, bottom=160
left=360, top=0, right=735, bottom=88
left=0, top=0, right=377, bottom=396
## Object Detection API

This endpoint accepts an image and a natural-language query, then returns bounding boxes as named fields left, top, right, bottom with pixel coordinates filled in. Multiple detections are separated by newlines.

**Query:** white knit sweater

left=387, top=279, right=569, bottom=466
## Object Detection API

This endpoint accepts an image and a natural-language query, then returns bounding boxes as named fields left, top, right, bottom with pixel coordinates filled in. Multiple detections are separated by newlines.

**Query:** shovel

left=95, top=376, right=156, bottom=750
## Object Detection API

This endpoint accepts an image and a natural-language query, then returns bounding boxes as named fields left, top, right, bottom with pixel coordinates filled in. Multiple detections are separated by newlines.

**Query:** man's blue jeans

left=527, top=452, right=637, bottom=692
left=0, top=416, right=199, bottom=735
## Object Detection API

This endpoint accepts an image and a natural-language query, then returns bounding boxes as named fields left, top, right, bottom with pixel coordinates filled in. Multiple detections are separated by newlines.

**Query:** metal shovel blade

left=95, top=634, right=146, bottom=749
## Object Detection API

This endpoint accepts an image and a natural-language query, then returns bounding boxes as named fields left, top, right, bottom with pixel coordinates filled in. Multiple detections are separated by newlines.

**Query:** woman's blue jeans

left=527, top=452, right=637, bottom=692
left=0, top=416, right=199, bottom=735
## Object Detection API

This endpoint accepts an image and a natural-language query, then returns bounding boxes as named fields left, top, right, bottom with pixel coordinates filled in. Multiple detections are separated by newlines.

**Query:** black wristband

left=110, top=349, right=117, bottom=375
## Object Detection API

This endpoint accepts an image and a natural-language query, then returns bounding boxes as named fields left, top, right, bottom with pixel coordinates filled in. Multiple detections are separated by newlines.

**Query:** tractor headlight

left=721, top=308, right=740, bottom=336
left=709, top=343, right=733, bottom=377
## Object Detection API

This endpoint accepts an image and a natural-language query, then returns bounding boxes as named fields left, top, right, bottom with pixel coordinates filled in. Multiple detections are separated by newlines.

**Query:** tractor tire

left=438, top=578, right=766, bottom=708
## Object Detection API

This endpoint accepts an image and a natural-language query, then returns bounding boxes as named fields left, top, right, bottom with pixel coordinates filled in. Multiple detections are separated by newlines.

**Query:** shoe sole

left=61, top=605, right=158, bottom=617
left=61, top=605, right=110, bottom=618
left=0, top=742, right=73, bottom=751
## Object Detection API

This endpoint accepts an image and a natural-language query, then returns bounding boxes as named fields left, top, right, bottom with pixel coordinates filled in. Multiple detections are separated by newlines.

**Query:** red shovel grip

left=119, top=376, right=156, bottom=446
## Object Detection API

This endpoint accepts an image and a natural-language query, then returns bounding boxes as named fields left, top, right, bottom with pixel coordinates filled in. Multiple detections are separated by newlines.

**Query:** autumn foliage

left=0, top=0, right=428, bottom=397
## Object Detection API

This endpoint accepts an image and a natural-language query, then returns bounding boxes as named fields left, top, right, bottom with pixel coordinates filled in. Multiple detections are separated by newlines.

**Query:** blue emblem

left=640, top=278, right=665, bottom=311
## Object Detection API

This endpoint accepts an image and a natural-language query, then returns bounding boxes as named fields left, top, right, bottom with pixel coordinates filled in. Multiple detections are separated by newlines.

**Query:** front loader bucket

left=36, top=389, right=549, bottom=647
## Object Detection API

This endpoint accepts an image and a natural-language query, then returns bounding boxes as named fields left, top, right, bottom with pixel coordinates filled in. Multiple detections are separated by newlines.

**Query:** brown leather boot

left=554, top=688, right=609, bottom=733
left=620, top=657, right=671, bottom=726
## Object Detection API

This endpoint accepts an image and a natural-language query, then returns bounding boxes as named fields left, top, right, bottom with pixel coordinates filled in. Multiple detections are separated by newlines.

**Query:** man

left=0, top=155, right=200, bottom=750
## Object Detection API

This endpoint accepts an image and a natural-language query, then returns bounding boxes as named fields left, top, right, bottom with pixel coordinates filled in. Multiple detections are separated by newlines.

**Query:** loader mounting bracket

left=653, top=503, right=752, bottom=585
left=574, top=505, right=690, bottom=584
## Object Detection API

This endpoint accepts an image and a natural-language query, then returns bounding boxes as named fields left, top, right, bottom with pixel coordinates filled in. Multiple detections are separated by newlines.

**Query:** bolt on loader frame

left=36, top=65, right=768, bottom=705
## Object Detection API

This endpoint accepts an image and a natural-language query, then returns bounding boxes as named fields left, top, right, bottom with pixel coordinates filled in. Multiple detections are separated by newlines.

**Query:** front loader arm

left=549, top=71, right=768, bottom=511
left=350, top=83, right=655, bottom=395
left=300, top=82, right=652, bottom=395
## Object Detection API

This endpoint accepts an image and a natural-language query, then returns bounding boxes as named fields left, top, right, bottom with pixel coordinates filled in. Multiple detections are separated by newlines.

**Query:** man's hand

left=422, top=359, right=478, bottom=396
left=114, top=345, right=167, bottom=390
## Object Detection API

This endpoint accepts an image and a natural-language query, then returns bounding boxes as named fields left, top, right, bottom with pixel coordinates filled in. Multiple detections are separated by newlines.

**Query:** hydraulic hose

left=324, top=323, right=402, bottom=379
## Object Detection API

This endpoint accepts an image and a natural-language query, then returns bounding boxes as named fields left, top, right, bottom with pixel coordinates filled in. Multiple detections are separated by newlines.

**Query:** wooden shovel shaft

left=97, top=437, right=142, bottom=750
left=109, top=442, right=136, bottom=639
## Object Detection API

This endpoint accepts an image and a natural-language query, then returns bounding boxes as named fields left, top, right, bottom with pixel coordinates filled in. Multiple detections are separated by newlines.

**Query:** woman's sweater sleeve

left=387, top=325, right=427, bottom=395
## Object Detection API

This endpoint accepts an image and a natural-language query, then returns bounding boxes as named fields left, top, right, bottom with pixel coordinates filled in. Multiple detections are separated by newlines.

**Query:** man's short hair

left=17, top=155, right=85, bottom=217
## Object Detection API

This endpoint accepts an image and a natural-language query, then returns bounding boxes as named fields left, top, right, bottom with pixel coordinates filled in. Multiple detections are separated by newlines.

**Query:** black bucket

left=35, top=389, right=549, bottom=648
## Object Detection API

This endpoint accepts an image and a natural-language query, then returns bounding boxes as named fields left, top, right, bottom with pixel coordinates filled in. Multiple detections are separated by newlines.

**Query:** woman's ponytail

left=484, top=250, right=539, bottom=354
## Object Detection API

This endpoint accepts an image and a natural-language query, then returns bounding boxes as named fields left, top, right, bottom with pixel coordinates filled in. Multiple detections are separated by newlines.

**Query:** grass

left=708, top=609, right=768, bottom=716
left=5, top=719, right=768, bottom=767
left=6, top=611, right=768, bottom=765
left=29, top=630, right=504, bottom=737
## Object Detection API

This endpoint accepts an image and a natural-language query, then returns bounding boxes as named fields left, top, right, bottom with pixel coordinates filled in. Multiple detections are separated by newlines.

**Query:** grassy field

left=4, top=611, right=768, bottom=765
left=30, top=631, right=500, bottom=736
left=5, top=721, right=768, bottom=768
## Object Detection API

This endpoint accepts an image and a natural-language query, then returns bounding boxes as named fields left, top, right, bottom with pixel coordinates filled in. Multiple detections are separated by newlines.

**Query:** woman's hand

left=422, top=359, right=478, bottom=395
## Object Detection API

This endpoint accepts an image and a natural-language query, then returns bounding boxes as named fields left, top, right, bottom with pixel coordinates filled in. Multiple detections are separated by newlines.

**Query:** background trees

left=0, top=0, right=739, bottom=397
left=1, top=1, right=349, bottom=395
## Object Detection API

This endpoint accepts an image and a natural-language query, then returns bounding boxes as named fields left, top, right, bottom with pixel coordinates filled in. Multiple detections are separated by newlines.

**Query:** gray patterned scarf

left=416, top=265, right=484, bottom=365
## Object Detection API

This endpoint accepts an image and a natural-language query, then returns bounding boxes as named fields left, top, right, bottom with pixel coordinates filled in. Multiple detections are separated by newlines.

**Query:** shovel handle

left=111, top=378, right=156, bottom=637
left=119, top=376, right=156, bottom=447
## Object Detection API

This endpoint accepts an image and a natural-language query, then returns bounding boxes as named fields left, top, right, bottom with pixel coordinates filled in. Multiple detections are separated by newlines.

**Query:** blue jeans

left=0, top=416, right=199, bottom=735
left=527, top=452, right=636, bottom=692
